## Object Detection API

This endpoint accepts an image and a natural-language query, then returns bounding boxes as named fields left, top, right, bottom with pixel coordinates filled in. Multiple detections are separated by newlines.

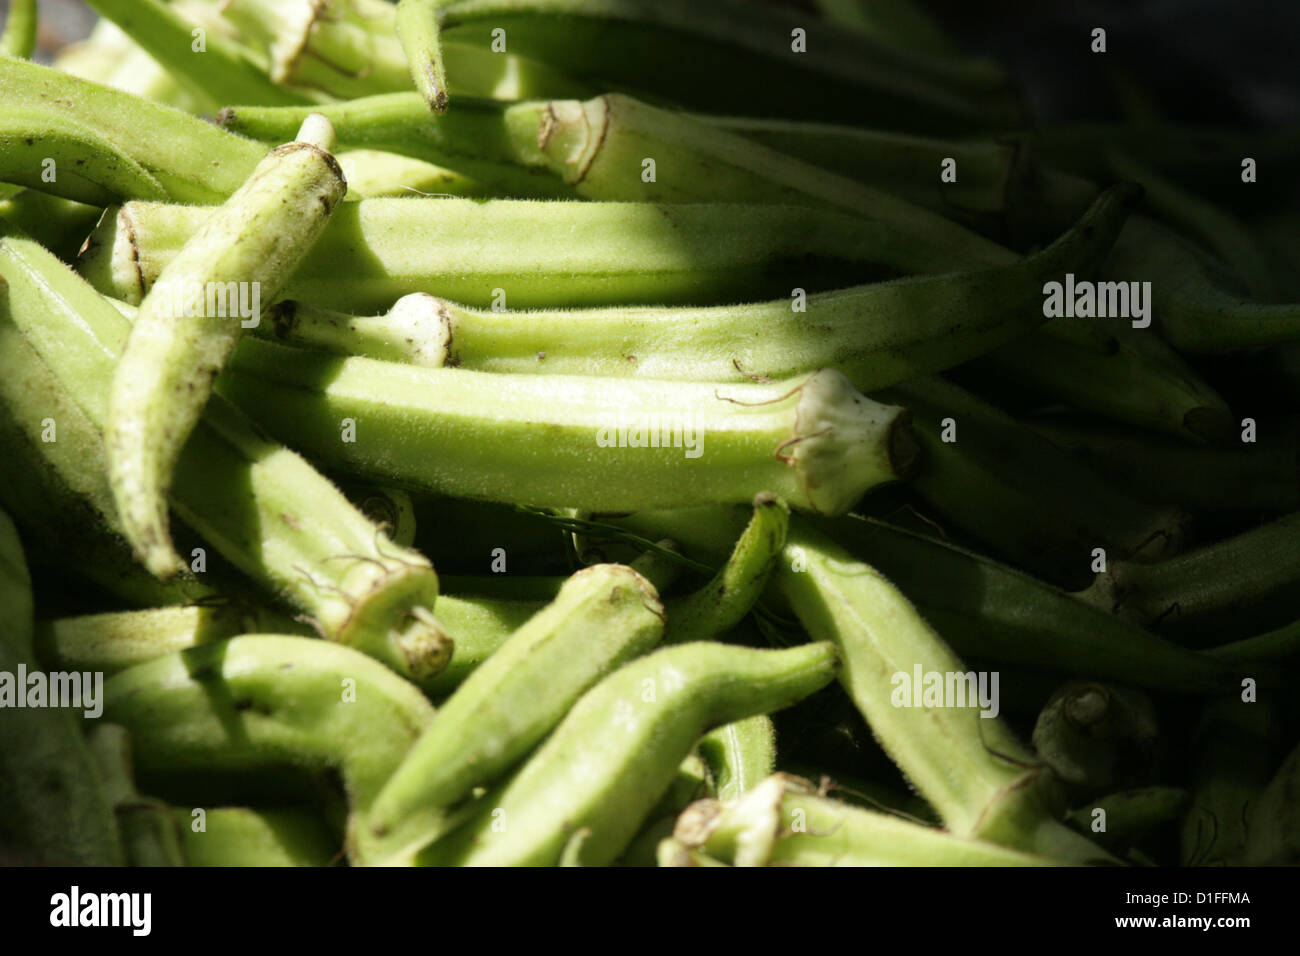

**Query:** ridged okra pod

left=102, top=635, right=436, bottom=866
left=0, top=57, right=266, bottom=204
left=0, top=507, right=124, bottom=866
left=674, top=774, right=1054, bottom=867
left=370, top=563, right=665, bottom=859
left=421, top=640, right=838, bottom=866
left=107, top=115, right=346, bottom=578
left=222, top=185, right=1136, bottom=391
left=697, top=715, right=777, bottom=804
left=1, top=223, right=452, bottom=680
left=78, top=196, right=971, bottom=313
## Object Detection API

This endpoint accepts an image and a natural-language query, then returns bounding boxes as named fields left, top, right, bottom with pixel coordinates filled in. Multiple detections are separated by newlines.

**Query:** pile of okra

left=0, top=0, right=1298, bottom=868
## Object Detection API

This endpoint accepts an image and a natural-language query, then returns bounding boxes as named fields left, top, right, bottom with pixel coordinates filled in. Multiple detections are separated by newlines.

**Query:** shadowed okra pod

left=1244, top=739, right=1300, bottom=865
left=102, top=635, right=436, bottom=866
left=0, top=507, right=124, bottom=866
left=880, top=376, right=1191, bottom=586
left=84, top=724, right=186, bottom=867
left=436, top=0, right=1025, bottom=132
left=370, top=565, right=664, bottom=857
left=0, top=57, right=266, bottom=203
left=213, top=185, right=1136, bottom=390
left=1031, top=682, right=1161, bottom=799
left=107, top=114, right=347, bottom=578
left=420, top=641, right=839, bottom=866
left=218, top=347, right=916, bottom=515
left=1065, top=787, right=1189, bottom=856
left=675, top=774, right=1055, bottom=867
left=1, top=225, right=453, bottom=681
left=79, top=195, right=962, bottom=312
left=171, top=807, right=341, bottom=867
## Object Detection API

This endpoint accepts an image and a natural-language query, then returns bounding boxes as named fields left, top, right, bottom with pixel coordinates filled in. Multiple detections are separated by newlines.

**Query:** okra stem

left=396, top=0, right=451, bottom=112
left=219, top=347, right=915, bottom=516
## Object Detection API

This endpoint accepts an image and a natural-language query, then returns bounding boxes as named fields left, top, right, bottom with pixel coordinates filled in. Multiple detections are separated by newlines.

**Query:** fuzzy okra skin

left=102, top=635, right=436, bottom=866
left=420, top=641, right=839, bottom=866
left=437, top=0, right=1024, bottom=132
left=0, top=57, right=266, bottom=204
left=1, top=224, right=452, bottom=681
left=219, top=348, right=915, bottom=516
left=880, top=376, right=1191, bottom=587
left=80, top=195, right=960, bottom=313
left=172, top=807, right=341, bottom=867
left=107, top=115, right=347, bottom=579
left=370, top=564, right=665, bottom=858
left=396, top=0, right=451, bottom=111
left=674, top=774, right=1054, bottom=867
left=229, top=184, right=1135, bottom=389
left=0, top=507, right=125, bottom=867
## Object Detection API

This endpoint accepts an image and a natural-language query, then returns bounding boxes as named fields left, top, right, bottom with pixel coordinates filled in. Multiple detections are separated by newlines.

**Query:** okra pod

left=698, top=715, right=777, bottom=804
left=1065, top=787, right=1189, bottom=855
left=674, top=774, right=1054, bottom=867
left=172, top=807, right=341, bottom=867
left=1243, top=739, right=1300, bottom=865
left=107, top=114, right=347, bottom=578
left=0, top=189, right=102, bottom=264
left=0, top=0, right=36, bottom=59
left=1031, top=682, right=1161, bottom=798
left=1208, top=618, right=1300, bottom=665
left=102, top=635, right=436, bottom=866
left=219, top=349, right=915, bottom=515
left=421, top=641, right=839, bottom=866
left=813, top=0, right=962, bottom=57
left=84, top=724, right=186, bottom=867
left=2, top=224, right=453, bottom=680
left=880, top=376, right=1191, bottom=586
left=0, top=507, right=124, bottom=866
left=80, top=195, right=951, bottom=312
left=0, top=57, right=266, bottom=203
left=396, top=0, right=451, bottom=111
left=437, top=0, right=1025, bottom=132
left=370, top=563, right=665, bottom=859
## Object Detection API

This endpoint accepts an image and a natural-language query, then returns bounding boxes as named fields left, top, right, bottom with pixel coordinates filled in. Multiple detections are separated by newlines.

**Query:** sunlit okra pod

left=80, top=195, right=956, bottom=313
left=103, top=635, right=436, bottom=866
left=212, top=185, right=1135, bottom=389
left=674, top=774, right=1054, bottom=867
left=1037, top=419, right=1299, bottom=513
left=171, top=807, right=341, bottom=867
left=396, top=0, right=451, bottom=111
left=436, top=0, right=1025, bottom=131
left=1031, top=682, right=1160, bottom=798
left=0, top=57, right=266, bottom=203
left=2, top=225, right=453, bottom=680
left=420, top=641, right=839, bottom=866
left=880, top=376, right=1191, bottom=587
left=219, top=348, right=916, bottom=515
left=84, top=724, right=185, bottom=867
left=53, top=14, right=211, bottom=112
left=107, top=114, right=347, bottom=578
left=335, top=149, right=493, bottom=199
left=697, top=715, right=777, bottom=804
left=664, top=495, right=788, bottom=645
left=369, top=564, right=665, bottom=861
left=83, top=0, right=309, bottom=108
left=0, top=507, right=124, bottom=866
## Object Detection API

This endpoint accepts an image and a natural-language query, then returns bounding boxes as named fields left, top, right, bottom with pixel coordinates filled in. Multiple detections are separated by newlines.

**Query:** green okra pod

left=2, top=223, right=453, bottom=681
left=0, top=57, right=266, bottom=203
left=1243, top=739, right=1300, bottom=865
left=421, top=594, right=546, bottom=696
left=217, top=184, right=1135, bottom=391
left=370, top=563, right=665, bottom=860
left=436, top=0, right=1025, bottom=132
left=0, top=507, right=124, bottom=867
left=107, top=114, right=347, bottom=578
left=83, top=0, right=310, bottom=108
left=1031, top=682, right=1161, bottom=798
left=84, top=724, right=186, bottom=867
left=1077, top=510, right=1300, bottom=636
left=335, top=149, right=494, bottom=199
left=80, top=194, right=953, bottom=312
left=1181, top=699, right=1280, bottom=866
left=420, top=640, right=839, bottom=866
left=0, top=107, right=169, bottom=205
left=1208, top=618, right=1300, bottom=665
left=1106, top=215, right=1300, bottom=353
left=172, top=807, right=340, bottom=867
left=218, top=349, right=916, bottom=516
left=674, top=774, right=1054, bottom=867
left=1065, top=787, right=1189, bottom=855
left=1037, top=419, right=1299, bottom=513
left=664, top=495, right=788, bottom=645
left=880, top=376, right=1191, bottom=586
left=697, top=715, right=777, bottom=804
left=102, top=634, right=436, bottom=866
left=396, top=0, right=451, bottom=111
left=813, top=0, right=962, bottom=56
left=0, top=189, right=102, bottom=263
